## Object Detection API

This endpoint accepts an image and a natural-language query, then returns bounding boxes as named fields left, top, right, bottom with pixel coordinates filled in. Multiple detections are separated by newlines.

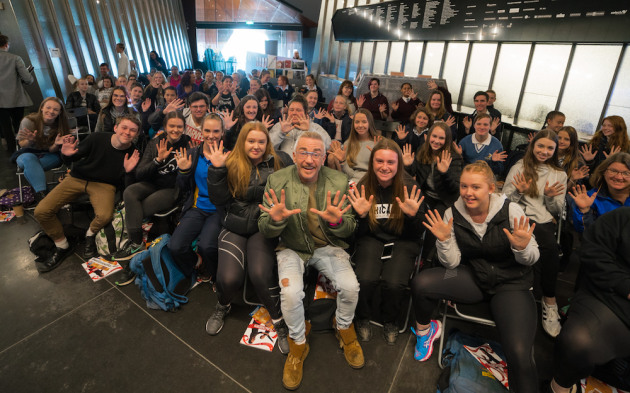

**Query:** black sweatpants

left=411, top=265, right=538, bottom=393
left=123, top=182, right=176, bottom=244
left=532, top=221, right=559, bottom=298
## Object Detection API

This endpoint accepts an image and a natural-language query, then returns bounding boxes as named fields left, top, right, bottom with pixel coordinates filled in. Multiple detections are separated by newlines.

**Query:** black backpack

left=28, top=230, right=56, bottom=263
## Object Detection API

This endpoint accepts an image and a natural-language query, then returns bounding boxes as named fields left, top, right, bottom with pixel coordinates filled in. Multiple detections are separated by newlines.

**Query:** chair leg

left=437, top=300, right=449, bottom=370
left=18, top=173, right=23, bottom=203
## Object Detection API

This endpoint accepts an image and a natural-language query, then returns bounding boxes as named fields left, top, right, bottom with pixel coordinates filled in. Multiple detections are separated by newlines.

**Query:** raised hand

left=323, top=110, right=335, bottom=122
left=259, top=189, right=302, bottom=222
left=462, top=116, right=472, bottom=133
left=579, top=144, right=597, bottom=162
left=141, top=97, right=152, bottom=112
left=309, top=190, right=352, bottom=224
left=423, top=209, right=452, bottom=242
left=396, top=185, right=424, bottom=217
left=570, top=165, right=589, bottom=182
left=261, top=114, right=274, bottom=130
left=220, top=109, right=237, bottom=130
left=568, top=184, right=596, bottom=213
left=402, top=143, right=415, bottom=167
left=528, top=132, right=536, bottom=143
left=330, top=140, right=346, bottom=162
left=452, top=142, right=462, bottom=156
left=357, top=94, right=366, bottom=108
left=502, top=216, right=535, bottom=251
left=188, top=139, right=200, bottom=149
left=378, top=103, right=387, bottom=115
left=436, top=149, right=452, bottom=173
left=22, top=127, right=37, bottom=142
left=410, top=89, right=418, bottom=100
left=313, top=108, right=326, bottom=120
left=391, top=101, right=399, bottom=111
left=208, top=140, right=230, bottom=167
left=373, top=135, right=383, bottom=145
left=61, top=135, right=78, bottom=156
left=512, top=172, right=532, bottom=194
left=491, top=150, right=508, bottom=162
left=54, top=133, right=65, bottom=147
left=427, top=80, right=438, bottom=90
left=123, top=149, right=140, bottom=172
left=163, top=98, right=185, bottom=114
left=544, top=181, right=565, bottom=197
left=295, top=114, right=311, bottom=131
left=445, top=115, right=456, bottom=127
left=395, top=124, right=408, bottom=141
left=279, top=114, right=293, bottom=134
left=604, top=145, right=622, bottom=158
left=175, top=147, right=192, bottom=170
left=156, top=138, right=173, bottom=162
left=490, top=117, right=501, bottom=133
left=347, top=185, right=374, bottom=218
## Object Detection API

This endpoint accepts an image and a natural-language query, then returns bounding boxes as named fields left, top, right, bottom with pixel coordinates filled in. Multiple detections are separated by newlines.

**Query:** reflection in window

left=519, top=44, right=571, bottom=127
left=337, top=42, right=350, bottom=79
left=403, top=42, right=424, bottom=77
left=422, top=42, right=444, bottom=78
left=560, top=45, right=622, bottom=135
left=372, top=42, right=389, bottom=75
left=442, top=43, right=469, bottom=108
left=387, top=42, right=405, bottom=74
left=461, top=43, right=497, bottom=108
left=360, top=42, right=374, bottom=74
left=492, top=44, right=531, bottom=119
left=605, top=46, right=630, bottom=126
left=348, top=43, right=361, bottom=81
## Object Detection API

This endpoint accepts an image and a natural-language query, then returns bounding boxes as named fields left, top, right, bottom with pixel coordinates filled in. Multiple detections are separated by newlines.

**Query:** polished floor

left=0, top=147, right=579, bottom=393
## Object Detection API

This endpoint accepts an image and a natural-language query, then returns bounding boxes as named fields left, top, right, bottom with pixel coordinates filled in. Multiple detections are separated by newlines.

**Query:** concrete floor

left=0, top=147, right=579, bottom=393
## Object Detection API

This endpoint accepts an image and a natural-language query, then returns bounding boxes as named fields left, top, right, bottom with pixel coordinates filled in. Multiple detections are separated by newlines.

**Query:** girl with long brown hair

left=580, top=115, right=630, bottom=170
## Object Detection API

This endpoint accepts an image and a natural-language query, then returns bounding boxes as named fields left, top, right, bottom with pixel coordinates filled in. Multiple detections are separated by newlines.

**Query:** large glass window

left=372, top=42, right=389, bottom=75
left=403, top=42, right=424, bottom=77
left=491, top=44, right=531, bottom=120
left=360, top=42, right=374, bottom=74
left=195, top=0, right=301, bottom=23
left=422, top=42, right=444, bottom=78
left=348, top=42, right=361, bottom=81
left=441, top=43, right=469, bottom=109
left=387, top=42, right=405, bottom=74
left=461, top=43, right=498, bottom=108
left=337, top=42, right=350, bottom=79
left=605, top=46, right=630, bottom=129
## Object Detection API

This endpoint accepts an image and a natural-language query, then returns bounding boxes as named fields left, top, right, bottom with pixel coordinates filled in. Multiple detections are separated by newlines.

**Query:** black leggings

left=353, top=236, right=420, bottom=323
left=554, top=293, right=630, bottom=388
left=215, top=229, right=281, bottom=319
left=123, top=182, right=176, bottom=244
left=412, top=266, right=538, bottom=393
left=532, top=221, right=559, bottom=298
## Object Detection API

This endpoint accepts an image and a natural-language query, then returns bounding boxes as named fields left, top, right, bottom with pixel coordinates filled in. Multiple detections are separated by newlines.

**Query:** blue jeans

left=277, top=246, right=359, bottom=343
left=16, top=152, right=62, bottom=192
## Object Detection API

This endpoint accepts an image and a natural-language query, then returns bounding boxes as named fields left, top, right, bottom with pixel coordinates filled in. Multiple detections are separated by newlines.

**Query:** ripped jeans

left=277, top=246, right=360, bottom=343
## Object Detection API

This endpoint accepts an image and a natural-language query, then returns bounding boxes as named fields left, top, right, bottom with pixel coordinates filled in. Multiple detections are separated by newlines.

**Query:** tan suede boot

left=334, top=321, right=365, bottom=369
left=282, top=338, right=310, bottom=390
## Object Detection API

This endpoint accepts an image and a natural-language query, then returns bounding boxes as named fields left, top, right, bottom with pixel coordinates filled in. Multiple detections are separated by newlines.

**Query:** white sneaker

left=542, top=301, right=562, bottom=337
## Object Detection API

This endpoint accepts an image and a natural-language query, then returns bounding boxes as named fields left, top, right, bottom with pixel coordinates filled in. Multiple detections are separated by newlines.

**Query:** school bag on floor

left=437, top=329, right=508, bottom=393
left=95, top=203, right=128, bottom=257
left=130, top=234, right=193, bottom=312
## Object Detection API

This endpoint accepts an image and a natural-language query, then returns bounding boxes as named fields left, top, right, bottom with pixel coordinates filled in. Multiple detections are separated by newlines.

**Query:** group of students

left=13, top=67, right=630, bottom=392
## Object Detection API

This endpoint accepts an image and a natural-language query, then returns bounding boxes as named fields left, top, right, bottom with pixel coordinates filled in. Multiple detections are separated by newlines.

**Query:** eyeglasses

left=190, top=105, right=207, bottom=110
left=606, top=168, right=630, bottom=178
left=296, top=151, right=324, bottom=160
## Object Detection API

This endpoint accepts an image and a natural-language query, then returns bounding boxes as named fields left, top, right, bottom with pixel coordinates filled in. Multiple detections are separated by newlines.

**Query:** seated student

left=314, top=95, right=352, bottom=143
left=260, top=69, right=279, bottom=99
left=328, top=80, right=358, bottom=116
left=258, top=131, right=364, bottom=390
left=148, top=51, right=167, bottom=75
left=580, top=115, right=630, bottom=173
left=255, top=88, right=281, bottom=125
left=456, top=113, right=507, bottom=177
left=486, top=89, right=501, bottom=120
left=358, top=77, right=389, bottom=121
left=556, top=126, right=587, bottom=188
left=144, top=71, right=167, bottom=110
left=390, top=83, right=422, bottom=126
left=168, top=66, right=181, bottom=87
left=236, top=70, right=250, bottom=99
left=167, top=113, right=225, bottom=281
left=128, top=82, right=144, bottom=111
left=111, top=112, right=191, bottom=279
left=223, top=95, right=274, bottom=150
left=348, top=139, right=426, bottom=344
left=33, top=115, right=140, bottom=272
left=462, top=91, right=502, bottom=139
left=116, top=75, right=127, bottom=88
left=305, top=90, right=325, bottom=120
left=211, top=75, right=240, bottom=112
left=300, top=74, right=324, bottom=103
left=179, top=92, right=210, bottom=144
left=95, top=86, right=139, bottom=133
left=95, top=63, right=113, bottom=89
left=570, top=152, right=630, bottom=233
left=176, top=71, right=199, bottom=101
left=147, top=86, right=184, bottom=134
left=427, top=79, right=454, bottom=115
left=194, top=69, right=204, bottom=86
left=424, top=89, right=456, bottom=140
left=201, top=71, right=218, bottom=101
left=328, top=108, right=377, bottom=185
left=205, top=122, right=293, bottom=350
left=15, top=97, right=70, bottom=203
left=269, top=95, right=331, bottom=156
left=66, top=77, right=101, bottom=131
left=247, top=77, right=261, bottom=96
left=393, top=107, right=433, bottom=152
left=97, top=76, right=114, bottom=109
left=503, top=130, right=567, bottom=338
left=412, top=161, right=540, bottom=393
left=85, top=74, right=97, bottom=95
left=276, top=75, right=294, bottom=107
left=546, top=207, right=630, bottom=393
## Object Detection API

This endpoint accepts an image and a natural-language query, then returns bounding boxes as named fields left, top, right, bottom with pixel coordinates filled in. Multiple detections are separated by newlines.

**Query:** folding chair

left=66, top=107, right=91, bottom=139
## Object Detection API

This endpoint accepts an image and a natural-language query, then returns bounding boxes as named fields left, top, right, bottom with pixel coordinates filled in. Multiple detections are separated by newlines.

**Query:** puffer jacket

left=207, top=151, right=293, bottom=236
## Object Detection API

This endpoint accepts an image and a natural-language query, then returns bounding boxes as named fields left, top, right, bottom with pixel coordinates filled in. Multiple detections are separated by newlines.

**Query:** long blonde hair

left=346, top=108, right=377, bottom=167
left=225, top=121, right=284, bottom=198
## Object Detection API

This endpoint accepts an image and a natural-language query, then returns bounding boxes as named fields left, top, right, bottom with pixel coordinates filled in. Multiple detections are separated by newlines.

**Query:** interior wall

left=312, top=0, right=630, bottom=135
left=1, top=0, right=192, bottom=108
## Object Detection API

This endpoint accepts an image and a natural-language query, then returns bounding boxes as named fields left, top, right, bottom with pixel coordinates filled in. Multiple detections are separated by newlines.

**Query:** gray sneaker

left=274, top=319, right=290, bottom=355
left=112, top=242, right=146, bottom=261
left=355, top=319, right=372, bottom=342
left=383, top=323, right=399, bottom=345
left=205, top=303, right=231, bottom=335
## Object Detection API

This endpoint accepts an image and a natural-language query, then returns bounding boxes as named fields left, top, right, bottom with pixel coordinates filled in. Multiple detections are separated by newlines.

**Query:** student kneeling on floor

left=34, top=115, right=141, bottom=272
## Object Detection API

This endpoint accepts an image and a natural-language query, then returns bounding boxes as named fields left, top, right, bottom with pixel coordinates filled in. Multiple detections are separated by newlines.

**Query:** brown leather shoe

left=334, top=320, right=365, bottom=369
left=282, top=338, right=310, bottom=390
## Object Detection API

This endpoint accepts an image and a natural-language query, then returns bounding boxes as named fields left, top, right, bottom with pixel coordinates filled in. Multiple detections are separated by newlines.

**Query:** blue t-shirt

left=193, top=154, right=217, bottom=213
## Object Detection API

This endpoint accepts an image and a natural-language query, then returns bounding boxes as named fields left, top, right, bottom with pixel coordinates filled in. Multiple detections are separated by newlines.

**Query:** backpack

left=28, top=230, right=56, bottom=262
left=0, top=186, right=35, bottom=209
left=95, top=204, right=128, bottom=257
left=130, top=234, right=193, bottom=312
left=438, top=329, right=508, bottom=393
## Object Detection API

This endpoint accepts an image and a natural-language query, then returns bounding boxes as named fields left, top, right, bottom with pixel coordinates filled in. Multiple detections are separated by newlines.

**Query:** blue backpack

left=437, top=329, right=508, bottom=393
left=130, top=234, right=193, bottom=312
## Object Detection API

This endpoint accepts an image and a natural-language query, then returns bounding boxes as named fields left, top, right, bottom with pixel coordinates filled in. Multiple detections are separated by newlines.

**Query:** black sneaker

left=205, top=303, right=231, bottom=335
left=112, top=242, right=146, bottom=261
left=383, top=323, right=399, bottom=345
left=36, top=246, right=74, bottom=273
left=355, top=319, right=372, bottom=342
left=83, top=235, right=97, bottom=259
left=115, top=265, right=136, bottom=286
left=274, top=319, right=290, bottom=355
